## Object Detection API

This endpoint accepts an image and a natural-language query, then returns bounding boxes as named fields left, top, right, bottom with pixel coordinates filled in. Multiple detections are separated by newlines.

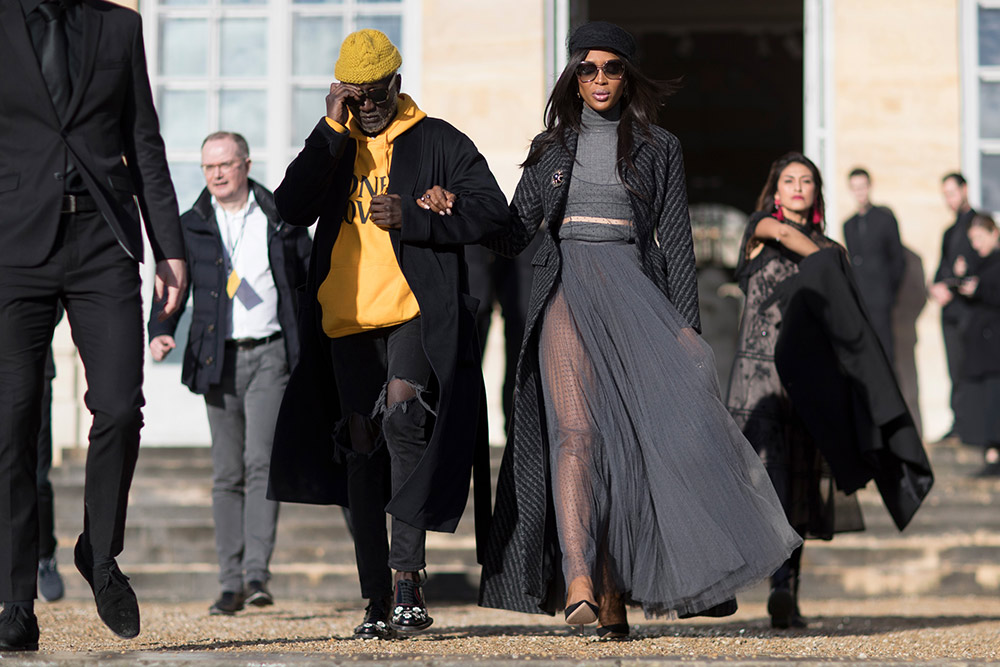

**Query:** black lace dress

left=726, top=212, right=865, bottom=539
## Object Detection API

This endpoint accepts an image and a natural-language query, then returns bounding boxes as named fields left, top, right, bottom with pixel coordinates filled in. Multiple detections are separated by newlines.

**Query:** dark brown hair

left=755, top=152, right=826, bottom=232
left=971, top=213, right=997, bottom=233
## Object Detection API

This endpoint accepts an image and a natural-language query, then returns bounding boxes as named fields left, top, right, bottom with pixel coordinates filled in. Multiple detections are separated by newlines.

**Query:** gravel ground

left=4, top=596, right=998, bottom=664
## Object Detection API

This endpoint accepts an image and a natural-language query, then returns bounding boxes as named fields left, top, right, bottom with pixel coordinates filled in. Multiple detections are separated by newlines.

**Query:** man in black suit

left=842, top=167, right=906, bottom=362
left=0, top=0, right=186, bottom=650
left=929, top=173, right=977, bottom=441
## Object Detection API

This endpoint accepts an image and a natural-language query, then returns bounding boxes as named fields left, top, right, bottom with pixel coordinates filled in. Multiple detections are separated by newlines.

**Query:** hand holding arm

left=753, top=217, right=821, bottom=257
left=417, top=186, right=456, bottom=216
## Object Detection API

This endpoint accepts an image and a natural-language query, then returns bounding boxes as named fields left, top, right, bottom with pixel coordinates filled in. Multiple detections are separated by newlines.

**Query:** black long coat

left=479, top=126, right=700, bottom=614
left=147, top=180, right=311, bottom=394
left=843, top=205, right=905, bottom=309
left=961, top=251, right=1000, bottom=379
left=266, top=117, right=510, bottom=549
left=775, top=248, right=933, bottom=531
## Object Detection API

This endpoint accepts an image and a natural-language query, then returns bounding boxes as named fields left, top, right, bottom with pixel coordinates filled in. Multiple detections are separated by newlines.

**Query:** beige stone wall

left=832, top=0, right=962, bottom=438
left=419, top=0, right=547, bottom=198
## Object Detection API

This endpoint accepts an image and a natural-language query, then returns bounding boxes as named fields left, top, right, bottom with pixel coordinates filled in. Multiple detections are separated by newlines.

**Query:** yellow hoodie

left=318, top=94, right=426, bottom=338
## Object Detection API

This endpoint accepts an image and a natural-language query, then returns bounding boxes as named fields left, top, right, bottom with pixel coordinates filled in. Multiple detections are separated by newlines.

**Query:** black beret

left=568, top=21, right=636, bottom=60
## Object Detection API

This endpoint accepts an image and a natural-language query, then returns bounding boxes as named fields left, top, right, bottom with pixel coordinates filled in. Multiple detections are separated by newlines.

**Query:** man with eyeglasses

left=267, top=29, right=510, bottom=639
left=148, top=131, right=311, bottom=617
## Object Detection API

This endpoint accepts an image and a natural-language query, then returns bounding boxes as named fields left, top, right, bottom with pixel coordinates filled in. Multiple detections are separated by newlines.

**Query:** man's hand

left=959, top=276, right=980, bottom=297
left=155, top=258, right=187, bottom=321
left=150, top=335, right=176, bottom=362
left=929, top=281, right=953, bottom=306
left=326, top=82, right=363, bottom=126
left=370, top=194, right=403, bottom=230
left=954, top=255, right=968, bottom=278
left=417, top=186, right=456, bottom=216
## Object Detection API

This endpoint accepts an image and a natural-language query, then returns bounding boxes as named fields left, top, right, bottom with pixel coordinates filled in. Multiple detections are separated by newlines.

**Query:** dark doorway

left=582, top=0, right=804, bottom=215
left=579, top=1, right=805, bottom=386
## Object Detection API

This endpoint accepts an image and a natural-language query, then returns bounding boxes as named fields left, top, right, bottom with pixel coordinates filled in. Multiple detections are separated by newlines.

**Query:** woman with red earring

left=725, top=152, right=865, bottom=630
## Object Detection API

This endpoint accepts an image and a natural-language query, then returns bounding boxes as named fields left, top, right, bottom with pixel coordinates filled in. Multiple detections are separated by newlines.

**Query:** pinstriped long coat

left=479, top=126, right=700, bottom=614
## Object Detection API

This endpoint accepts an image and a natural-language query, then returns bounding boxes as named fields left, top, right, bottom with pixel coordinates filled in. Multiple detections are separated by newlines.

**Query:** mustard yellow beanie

left=335, top=30, right=402, bottom=84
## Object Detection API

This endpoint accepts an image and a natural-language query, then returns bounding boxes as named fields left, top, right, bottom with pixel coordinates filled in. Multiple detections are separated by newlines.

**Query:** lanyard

left=219, top=201, right=252, bottom=270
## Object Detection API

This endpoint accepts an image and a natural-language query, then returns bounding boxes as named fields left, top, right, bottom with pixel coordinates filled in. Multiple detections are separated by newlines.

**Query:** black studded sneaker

left=353, top=597, right=396, bottom=640
left=389, top=576, right=433, bottom=634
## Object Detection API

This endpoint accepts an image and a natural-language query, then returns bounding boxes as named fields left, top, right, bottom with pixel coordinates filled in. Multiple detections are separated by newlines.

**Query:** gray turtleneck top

left=564, top=103, right=633, bottom=223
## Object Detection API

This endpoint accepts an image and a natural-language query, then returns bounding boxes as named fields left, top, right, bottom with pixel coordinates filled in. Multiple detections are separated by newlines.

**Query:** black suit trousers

left=0, top=210, right=143, bottom=601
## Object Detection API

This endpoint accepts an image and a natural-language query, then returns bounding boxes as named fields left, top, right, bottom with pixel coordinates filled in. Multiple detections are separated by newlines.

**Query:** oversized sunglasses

left=575, top=60, right=625, bottom=83
left=347, top=84, right=393, bottom=106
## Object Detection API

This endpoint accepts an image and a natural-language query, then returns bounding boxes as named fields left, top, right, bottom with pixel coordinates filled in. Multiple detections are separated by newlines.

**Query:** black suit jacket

left=0, top=0, right=183, bottom=267
left=935, top=208, right=979, bottom=324
left=843, top=205, right=905, bottom=308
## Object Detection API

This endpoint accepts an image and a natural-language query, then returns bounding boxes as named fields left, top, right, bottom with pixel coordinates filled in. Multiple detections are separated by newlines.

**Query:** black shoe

left=679, top=598, right=738, bottom=619
left=768, top=588, right=807, bottom=629
left=38, top=556, right=65, bottom=603
left=74, top=536, right=141, bottom=639
left=209, top=591, right=245, bottom=616
left=595, top=623, right=630, bottom=640
left=0, top=606, right=39, bottom=652
left=354, top=597, right=396, bottom=640
left=390, top=577, right=433, bottom=633
left=244, top=581, right=274, bottom=608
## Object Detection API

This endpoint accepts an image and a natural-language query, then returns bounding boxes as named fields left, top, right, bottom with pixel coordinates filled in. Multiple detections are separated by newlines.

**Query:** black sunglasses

left=575, top=60, right=625, bottom=83
left=347, top=82, right=394, bottom=106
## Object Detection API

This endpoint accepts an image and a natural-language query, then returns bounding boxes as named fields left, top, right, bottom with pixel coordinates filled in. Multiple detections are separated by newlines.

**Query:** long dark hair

left=522, top=47, right=679, bottom=197
left=755, top=152, right=826, bottom=233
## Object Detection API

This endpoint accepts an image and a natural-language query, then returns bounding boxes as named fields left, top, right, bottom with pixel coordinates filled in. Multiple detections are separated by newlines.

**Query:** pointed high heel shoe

left=564, top=599, right=598, bottom=625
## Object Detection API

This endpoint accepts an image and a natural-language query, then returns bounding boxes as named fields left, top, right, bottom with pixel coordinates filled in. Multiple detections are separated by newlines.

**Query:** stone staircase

left=47, top=440, right=1000, bottom=604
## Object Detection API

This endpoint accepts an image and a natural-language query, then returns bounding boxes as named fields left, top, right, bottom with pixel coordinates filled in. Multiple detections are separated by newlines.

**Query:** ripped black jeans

left=330, top=316, right=435, bottom=600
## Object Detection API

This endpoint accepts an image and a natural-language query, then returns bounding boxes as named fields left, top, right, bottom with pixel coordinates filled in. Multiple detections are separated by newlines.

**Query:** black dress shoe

left=390, top=578, right=433, bottom=633
left=564, top=599, right=598, bottom=625
left=244, top=581, right=274, bottom=607
left=595, top=623, right=630, bottom=640
left=768, top=588, right=807, bottom=629
left=74, top=537, right=141, bottom=639
left=209, top=591, right=245, bottom=616
left=0, top=606, right=39, bottom=652
left=354, top=597, right=396, bottom=640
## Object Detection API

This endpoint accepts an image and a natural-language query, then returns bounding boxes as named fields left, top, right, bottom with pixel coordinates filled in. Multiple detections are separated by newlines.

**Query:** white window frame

left=142, top=0, right=422, bottom=192
left=962, top=0, right=1000, bottom=213
left=804, top=0, right=837, bottom=231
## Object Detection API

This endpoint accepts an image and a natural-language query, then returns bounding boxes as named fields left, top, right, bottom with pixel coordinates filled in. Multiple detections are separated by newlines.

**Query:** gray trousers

left=204, top=337, right=287, bottom=593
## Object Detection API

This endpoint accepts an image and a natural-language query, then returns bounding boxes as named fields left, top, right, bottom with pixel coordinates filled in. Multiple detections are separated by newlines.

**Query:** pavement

left=2, top=596, right=999, bottom=665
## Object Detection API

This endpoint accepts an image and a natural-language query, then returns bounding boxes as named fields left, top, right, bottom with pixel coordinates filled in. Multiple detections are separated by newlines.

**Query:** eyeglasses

left=575, top=60, right=625, bottom=83
left=347, top=84, right=394, bottom=106
left=201, top=159, right=246, bottom=173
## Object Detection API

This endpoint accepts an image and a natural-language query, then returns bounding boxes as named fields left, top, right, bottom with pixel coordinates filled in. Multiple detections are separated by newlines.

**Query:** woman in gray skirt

left=422, top=22, right=801, bottom=638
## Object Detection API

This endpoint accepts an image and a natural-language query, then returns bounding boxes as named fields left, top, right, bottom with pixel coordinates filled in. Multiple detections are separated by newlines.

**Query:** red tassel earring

left=774, top=197, right=785, bottom=222
left=812, top=203, right=823, bottom=225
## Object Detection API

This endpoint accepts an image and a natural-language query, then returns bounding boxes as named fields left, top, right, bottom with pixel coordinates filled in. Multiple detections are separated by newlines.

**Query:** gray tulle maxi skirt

left=539, top=222, right=802, bottom=618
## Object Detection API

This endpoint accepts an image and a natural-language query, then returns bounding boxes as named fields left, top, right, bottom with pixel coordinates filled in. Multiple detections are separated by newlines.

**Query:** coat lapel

left=62, top=0, right=101, bottom=126
left=0, top=0, right=61, bottom=125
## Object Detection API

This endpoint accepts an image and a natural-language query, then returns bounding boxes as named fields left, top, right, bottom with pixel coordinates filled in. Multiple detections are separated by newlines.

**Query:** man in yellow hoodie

left=267, top=30, right=510, bottom=640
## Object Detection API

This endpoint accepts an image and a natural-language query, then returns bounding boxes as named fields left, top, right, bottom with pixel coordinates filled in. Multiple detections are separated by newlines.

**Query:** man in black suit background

left=842, top=167, right=906, bottom=362
left=0, top=0, right=186, bottom=651
left=929, top=172, right=978, bottom=441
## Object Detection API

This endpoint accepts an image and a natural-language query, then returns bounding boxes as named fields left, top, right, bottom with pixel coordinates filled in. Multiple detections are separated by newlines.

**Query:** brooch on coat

left=551, top=170, right=565, bottom=187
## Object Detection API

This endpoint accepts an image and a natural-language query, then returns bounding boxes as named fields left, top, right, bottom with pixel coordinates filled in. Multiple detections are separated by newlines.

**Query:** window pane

left=223, top=0, right=266, bottom=4
left=293, top=16, right=342, bottom=77
left=292, top=87, right=328, bottom=144
left=983, top=153, right=1000, bottom=213
left=356, top=15, right=402, bottom=54
left=981, top=81, right=1000, bottom=140
left=248, top=160, right=268, bottom=189
left=980, top=7, right=1000, bottom=66
left=358, top=0, right=402, bottom=3
left=169, top=161, right=207, bottom=212
left=221, top=18, right=268, bottom=78
left=293, top=0, right=342, bottom=4
left=159, top=89, right=208, bottom=150
left=159, top=19, right=208, bottom=76
left=220, top=90, right=268, bottom=149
